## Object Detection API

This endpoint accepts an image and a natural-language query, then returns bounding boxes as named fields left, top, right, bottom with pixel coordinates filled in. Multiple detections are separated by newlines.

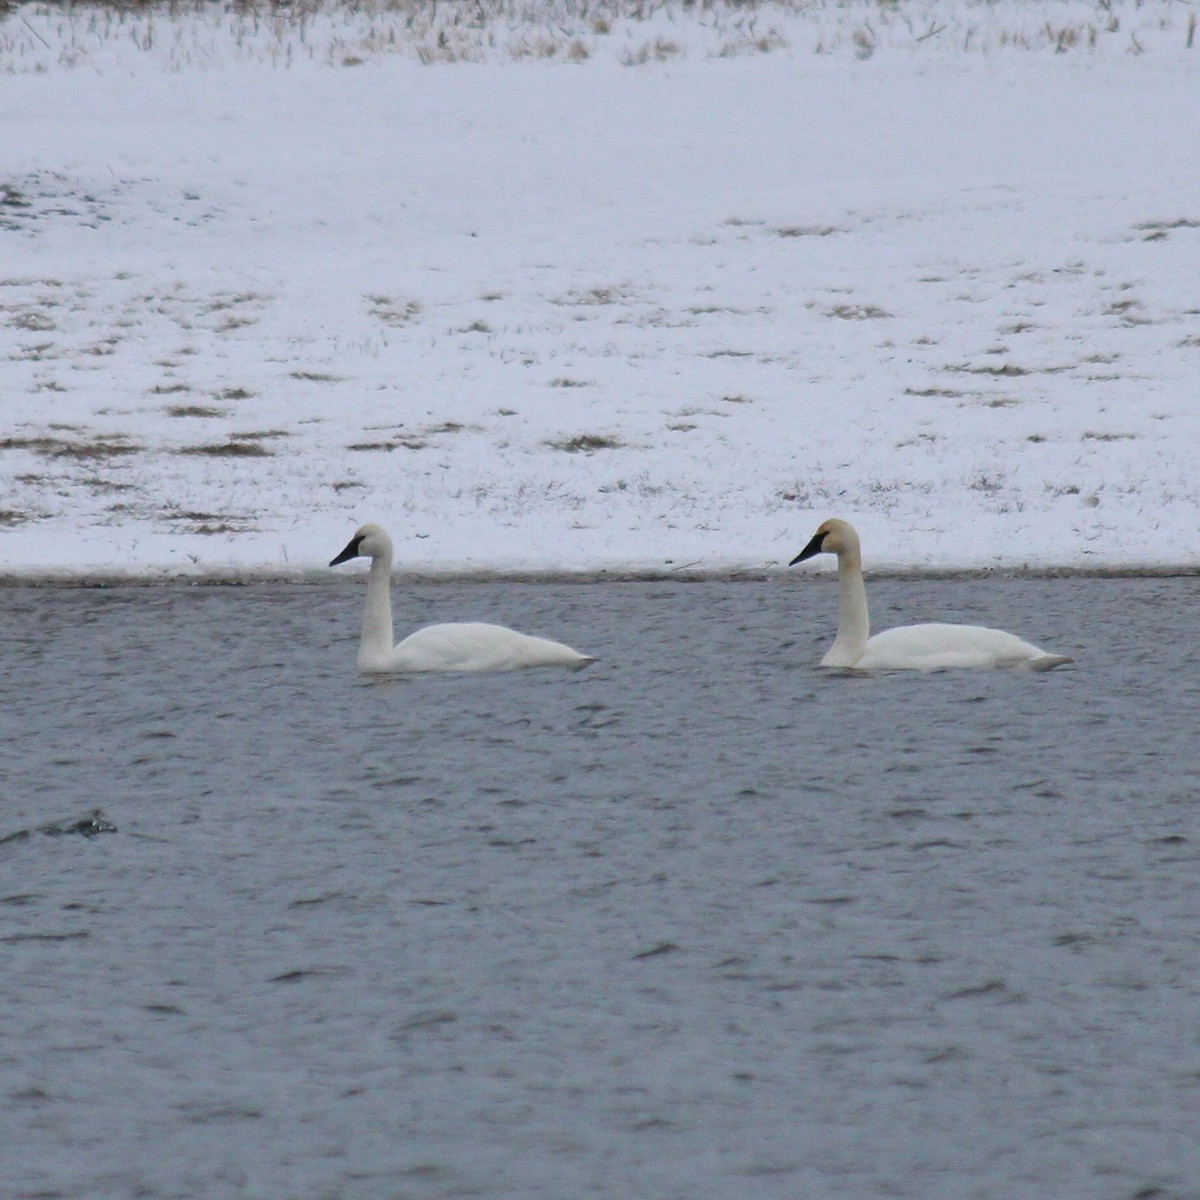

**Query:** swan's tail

left=1028, top=654, right=1073, bottom=672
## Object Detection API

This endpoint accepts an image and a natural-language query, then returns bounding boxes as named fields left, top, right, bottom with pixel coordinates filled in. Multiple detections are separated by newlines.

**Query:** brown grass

left=546, top=433, right=624, bottom=452
left=179, top=441, right=272, bottom=458
left=166, top=404, right=227, bottom=418
left=1, top=435, right=141, bottom=459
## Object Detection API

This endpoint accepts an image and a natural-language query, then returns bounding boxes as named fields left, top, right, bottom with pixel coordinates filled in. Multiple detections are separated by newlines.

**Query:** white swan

left=329, top=524, right=595, bottom=673
left=789, top=519, right=1072, bottom=672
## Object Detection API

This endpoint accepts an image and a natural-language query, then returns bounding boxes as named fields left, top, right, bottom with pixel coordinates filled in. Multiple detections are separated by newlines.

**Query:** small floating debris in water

left=633, top=941, right=681, bottom=960
left=0, top=809, right=117, bottom=847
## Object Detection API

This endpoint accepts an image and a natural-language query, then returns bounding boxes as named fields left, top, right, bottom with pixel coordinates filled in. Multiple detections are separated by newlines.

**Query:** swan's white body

left=790, top=519, right=1071, bottom=672
left=330, top=524, right=594, bottom=674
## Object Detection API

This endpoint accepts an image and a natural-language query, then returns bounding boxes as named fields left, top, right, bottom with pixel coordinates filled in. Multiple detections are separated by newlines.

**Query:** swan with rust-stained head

left=789, top=519, right=1072, bottom=672
left=329, top=524, right=594, bottom=673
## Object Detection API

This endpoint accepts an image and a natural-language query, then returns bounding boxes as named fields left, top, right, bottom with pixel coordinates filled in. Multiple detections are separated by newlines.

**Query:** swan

left=789, top=519, right=1072, bottom=672
left=329, top=524, right=595, bottom=673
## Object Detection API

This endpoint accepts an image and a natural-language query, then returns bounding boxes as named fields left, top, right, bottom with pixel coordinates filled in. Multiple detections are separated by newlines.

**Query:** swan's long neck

left=359, top=547, right=395, bottom=667
left=828, top=544, right=870, bottom=667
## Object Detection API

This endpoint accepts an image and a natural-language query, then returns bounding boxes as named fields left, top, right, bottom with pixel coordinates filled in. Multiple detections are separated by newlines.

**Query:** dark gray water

left=2, top=576, right=1198, bottom=1200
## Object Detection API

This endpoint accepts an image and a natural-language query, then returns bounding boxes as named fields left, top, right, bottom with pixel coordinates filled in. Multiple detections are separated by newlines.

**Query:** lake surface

left=2, top=576, right=1199, bottom=1200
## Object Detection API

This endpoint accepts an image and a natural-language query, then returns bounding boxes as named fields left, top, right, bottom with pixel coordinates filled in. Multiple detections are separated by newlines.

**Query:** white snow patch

left=2, top=1, right=1200, bottom=576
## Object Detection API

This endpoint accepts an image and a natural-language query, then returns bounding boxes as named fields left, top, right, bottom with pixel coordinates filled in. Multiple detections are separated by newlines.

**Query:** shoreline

left=2, top=564, right=1197, bottom=588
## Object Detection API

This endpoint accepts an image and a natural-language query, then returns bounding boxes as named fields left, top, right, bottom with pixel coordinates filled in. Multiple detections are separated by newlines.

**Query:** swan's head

left=330, top=523, right=391, bottom=567
left=789, top=518, right=860, bottom=565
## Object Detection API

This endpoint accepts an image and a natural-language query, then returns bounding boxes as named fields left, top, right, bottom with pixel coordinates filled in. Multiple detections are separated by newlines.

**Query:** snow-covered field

left=3, top=0, right=1200, bottom=578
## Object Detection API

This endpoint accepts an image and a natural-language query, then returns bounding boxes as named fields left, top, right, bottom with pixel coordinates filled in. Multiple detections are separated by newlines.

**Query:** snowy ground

left=3, top=0, right=1200, bottom=578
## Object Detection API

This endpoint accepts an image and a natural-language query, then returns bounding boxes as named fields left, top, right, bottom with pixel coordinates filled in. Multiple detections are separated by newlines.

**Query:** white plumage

left=790, top=519, right=1071, bottom=672
left=330, top=524, right=594, bottom=674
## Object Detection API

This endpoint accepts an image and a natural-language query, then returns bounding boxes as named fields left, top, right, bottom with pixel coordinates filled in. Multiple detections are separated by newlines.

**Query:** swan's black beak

left=789, top=531, right=826, bottom=566
left=329, top=535, right=363, bottom=567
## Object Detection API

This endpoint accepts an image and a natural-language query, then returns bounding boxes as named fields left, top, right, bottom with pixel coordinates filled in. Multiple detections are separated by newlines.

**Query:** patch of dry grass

left=553, top=285, right=631, bottom=307
left=347, top=438, right=428, bottom=452
left=775, top=225, right=842, bottom=239
left=367, top=295, right=422, bottom=327
left=165, top=404, right=227, bottom=418
left=546, top=433, right=625, bottom=452
left=290, top=371, right=346, bottom=383
left=0, top=435, right=141, bottom=460
left=162, top=508, right=258, bottom=533
left=823, top=303, right=892, bottom=320
left=345, top=420, right=477, bottom=452
left=179, top=441, right=272, bottom=458
left=947, top=362, right=1033, bottom=377
left=622, top=37, right=681, bottom=65
left=2, top=0, right=1194, bottom=76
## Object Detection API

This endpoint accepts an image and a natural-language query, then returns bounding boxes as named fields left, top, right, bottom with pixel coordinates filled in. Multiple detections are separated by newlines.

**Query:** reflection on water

left=2, top=577, right=1199, bottom=1200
